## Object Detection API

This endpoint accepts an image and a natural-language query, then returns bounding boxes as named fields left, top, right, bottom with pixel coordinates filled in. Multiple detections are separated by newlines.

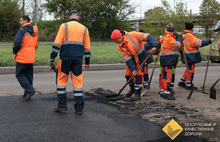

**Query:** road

left=0, top=66, right=219, bottom=142
left=1, top=66, right=219, bottom=96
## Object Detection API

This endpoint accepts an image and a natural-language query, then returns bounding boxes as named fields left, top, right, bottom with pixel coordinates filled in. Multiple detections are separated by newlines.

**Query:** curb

left=0, top=61, right=219, bottom=74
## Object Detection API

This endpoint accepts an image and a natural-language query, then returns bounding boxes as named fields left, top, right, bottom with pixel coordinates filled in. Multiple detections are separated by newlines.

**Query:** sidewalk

left=0, top=61, right=219, bottom=74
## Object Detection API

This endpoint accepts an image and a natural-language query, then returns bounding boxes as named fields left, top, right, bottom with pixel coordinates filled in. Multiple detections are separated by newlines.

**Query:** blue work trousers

left=16, top=62, right=35, bottom=95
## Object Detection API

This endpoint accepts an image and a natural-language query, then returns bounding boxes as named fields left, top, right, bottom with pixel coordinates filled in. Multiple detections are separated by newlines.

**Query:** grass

left=0, top=43, right=123, bottom=67
left=200, top=43, right=219, bottom=61
left=0, top=43, right=218, bottom=67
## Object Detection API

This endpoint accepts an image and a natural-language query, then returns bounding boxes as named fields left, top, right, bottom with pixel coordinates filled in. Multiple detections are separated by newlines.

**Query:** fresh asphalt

left=0, top=93, right=167, bottom=142
left=0, top=67, right=219, bottom=141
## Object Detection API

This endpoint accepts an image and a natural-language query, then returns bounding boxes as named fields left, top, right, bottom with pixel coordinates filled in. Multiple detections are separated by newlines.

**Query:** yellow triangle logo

left=162, top=119, right=183, bottom=140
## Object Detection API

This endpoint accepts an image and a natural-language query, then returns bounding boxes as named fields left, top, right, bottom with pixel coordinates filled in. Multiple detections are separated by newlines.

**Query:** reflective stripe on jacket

left=51, top=19, right=91, bottom=64
left=13, top=22, right=38, bottom=64
left=159, top=31, right=181, bottom=67
left=181, top=30, right=202, bottom=64
left=118, top=31, right=157, bottom=72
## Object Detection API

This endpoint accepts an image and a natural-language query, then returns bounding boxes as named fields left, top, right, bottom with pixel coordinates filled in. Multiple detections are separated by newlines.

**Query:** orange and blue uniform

left=118, top=31, right=157, bottom=90
left=179, top=30, right=212, bottom=87
left=159, top=31, right=181, bottom=97
left=50, top=19, right=91, bottom=110
left=13, top=22, right=38, bottom=97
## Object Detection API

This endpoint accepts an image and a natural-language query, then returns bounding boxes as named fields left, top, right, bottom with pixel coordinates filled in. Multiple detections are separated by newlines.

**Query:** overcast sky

left=129, top=0, right=204, bottom=18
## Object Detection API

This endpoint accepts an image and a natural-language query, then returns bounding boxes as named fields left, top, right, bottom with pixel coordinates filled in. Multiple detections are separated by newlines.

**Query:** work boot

left=126, top=85, right=135, bottom=97
left=185, top=86, right=197, bottom=90
left=24, top=91, right=36, bottom=100
left=54, top=106, right=68, bottom=112
left=178, top=82, right=185, bottom=88
left=143, top=81, right=149, bottom=88
left=131, top=88, right=141, bottom=101
left=163, top=94, right=176, bottom=100
left=170, top=88, right=175, bottom=95
left=75, top=110, right=83, bottom=115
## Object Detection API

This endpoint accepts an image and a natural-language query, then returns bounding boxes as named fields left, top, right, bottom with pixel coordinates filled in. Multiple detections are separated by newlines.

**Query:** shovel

left=210, top=77, right=220, bottom=99
left=148, top=53, right=158, bottom=89
left=105, top=52, right=153, bottom=98
left=182, top=47, right=194, bottom=99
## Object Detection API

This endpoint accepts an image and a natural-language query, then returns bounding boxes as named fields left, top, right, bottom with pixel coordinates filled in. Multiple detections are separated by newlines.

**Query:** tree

left=142, top=0, right=192, bottom=37
left=0, top=0, right=22, bottom=41
left=44, top=0, right=135, bottom=40
left=25, top=0, right=44, bottom=22
left=199, top=0, right=220, bottom=38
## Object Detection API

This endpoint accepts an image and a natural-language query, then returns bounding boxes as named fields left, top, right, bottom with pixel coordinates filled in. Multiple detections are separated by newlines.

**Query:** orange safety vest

left=118, top=31, right=149, bottom=66
left=159, top=31, right=180, bottom=67
left=14, top=23, right=38, bottom=64
left=181, top=30, right=202, bottom=64
left=51, top=19, right=91, bottom=60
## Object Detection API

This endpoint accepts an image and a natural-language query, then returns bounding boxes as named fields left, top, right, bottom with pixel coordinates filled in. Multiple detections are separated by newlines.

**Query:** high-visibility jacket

left=50, top=19, right=91, bottom=64
left=181, top=30, right=211, bottom=64
left=118, top=30, right=157, bottom=72
left=159, top=31, right=181, bottom=67
left=13, top=22, right=38, bottom=64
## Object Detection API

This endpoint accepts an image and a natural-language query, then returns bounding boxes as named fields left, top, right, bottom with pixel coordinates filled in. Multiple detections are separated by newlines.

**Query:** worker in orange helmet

left=111, top=29, right=158, bottom=101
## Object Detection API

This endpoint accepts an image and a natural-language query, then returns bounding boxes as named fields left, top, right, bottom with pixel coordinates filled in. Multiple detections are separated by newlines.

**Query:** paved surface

left=0, top=66, right=219, bottom=142
left=0, top=94, right=166, bottom=142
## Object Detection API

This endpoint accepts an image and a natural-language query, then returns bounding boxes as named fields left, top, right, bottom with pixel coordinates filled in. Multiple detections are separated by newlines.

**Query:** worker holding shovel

left=178, top=22, right=215, bottom=90
left=111, top=29, right=158, bottom=101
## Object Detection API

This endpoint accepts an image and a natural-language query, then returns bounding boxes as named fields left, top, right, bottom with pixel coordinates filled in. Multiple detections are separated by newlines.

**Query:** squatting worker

left=178, top=22, right=215, bottom=90
left=50, top=10, right=91, bottom=115
left=159, top=23, right=182, bottom=100
left=13, top=15, right=38, bottom=100
left=111, top=29, right=158, bottom=101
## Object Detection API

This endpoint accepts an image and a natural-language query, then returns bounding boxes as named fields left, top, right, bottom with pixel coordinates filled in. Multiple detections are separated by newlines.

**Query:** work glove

left=50, top=59, right=57, bottom=73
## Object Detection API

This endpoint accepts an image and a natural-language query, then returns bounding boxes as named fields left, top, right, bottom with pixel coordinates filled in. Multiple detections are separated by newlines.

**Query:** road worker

left=159, top=23, right=182, bottom=100
left=130, top=24, right=154, bottom=88
left=111, top=29, right=158, bottom=101
left=157, top=34, right=180, bottom=96
left=13, top=15, right=38, bottom=100
left=178, top=22, right=215, bottom=90
left=50, top=10, right=91, bottom=115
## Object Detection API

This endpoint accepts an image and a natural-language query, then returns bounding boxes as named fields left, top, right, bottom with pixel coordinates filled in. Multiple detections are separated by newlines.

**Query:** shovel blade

left=210, top=87, right=216, bottom=99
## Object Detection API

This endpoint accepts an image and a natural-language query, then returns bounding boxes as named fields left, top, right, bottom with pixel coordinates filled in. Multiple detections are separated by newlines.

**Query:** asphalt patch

left=92, top=88, right=126, bottom=101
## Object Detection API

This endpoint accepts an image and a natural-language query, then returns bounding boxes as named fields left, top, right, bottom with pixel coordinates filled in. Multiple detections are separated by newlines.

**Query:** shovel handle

left=117, top=52, right=153, bottom=96
left=148, top=55, right=157, bottom=89
left=182, top=46, right=194, bottom=99
left=211, top=77, right=220, bottom=88
left=202, top=19, right=216, bottom=91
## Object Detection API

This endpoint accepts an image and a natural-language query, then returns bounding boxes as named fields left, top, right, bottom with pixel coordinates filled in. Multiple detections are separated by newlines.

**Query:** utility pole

left=34, top=0, right=38, bottom=26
